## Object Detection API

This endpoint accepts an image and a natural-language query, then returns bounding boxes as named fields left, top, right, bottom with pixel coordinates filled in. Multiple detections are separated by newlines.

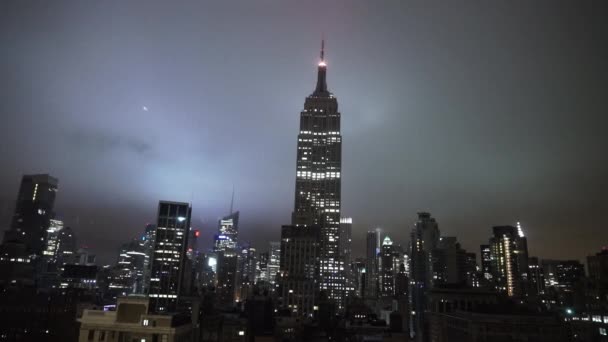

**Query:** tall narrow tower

left=291, top=41, right=345, bottom=308
left=148, top=201, right=191, bottom=313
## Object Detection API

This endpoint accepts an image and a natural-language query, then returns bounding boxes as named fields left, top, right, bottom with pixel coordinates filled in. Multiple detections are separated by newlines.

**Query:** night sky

left=1, top=1, right=607, bottom=264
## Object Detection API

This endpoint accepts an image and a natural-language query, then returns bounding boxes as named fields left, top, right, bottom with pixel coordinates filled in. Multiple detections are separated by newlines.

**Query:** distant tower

left=215, top=208, right=240, bottom=308
left=365, top=228, right=382, bottom=298
left=267, top=241, right=281, bottom=290
left=409, top=212, right=440, bottom=341
left=148, top=201, right=191, bottom=313
left=291, top=40, right=345, bottom=309
left=379, top=236, right=402, bottom=297
left=3, top=174, right=58, bottom=257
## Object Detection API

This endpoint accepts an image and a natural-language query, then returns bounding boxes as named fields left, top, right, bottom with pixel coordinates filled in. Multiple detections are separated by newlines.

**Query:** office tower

left=395, top=259, right=409, bottom=297
left=291, top=41, right=345, bottom=309
left=267, top=241, right=281, bottom=290
left=217, top=249, right=238, bottom=307
left=489, top=225, right=529, bottom=297
left=148, top=201, right=192, bottom=313
left=214, top=211, right=239, bottom=252
left=340, top=217, right=353, bottom=295
left=432, top=237, right=468, bottom=286
left=379, top=236, right=402, bottom=297
left=279, top=225, right=321, bottom=316
left=236, top=245, right=257, bottom=302
left=141, top=223, right=156, bottom=293
left=3, top=174, right=58, bottom=257
left=108, top=239, right=147, bottom=296
left=365, top=229, right=382, bottom=298
left=542, top=259, right=585, bottom=291
left=214, top=209, right=240, bottom=307
left=480, top=244, right=493, bottom=287
left=351, top=258, right=366, bottom=298
left=528, top=257, right=545, bottom=296
left=402, top=253, right=410, bottom=278
left=256, top=252, right=269, bottom=283
left=464, top=252, right=479, bottom=288
left=409, top=212, right=440, bottom=341
left=42, top=218, right=64, bottom=266
left=588, top=247, right=608, bottom=286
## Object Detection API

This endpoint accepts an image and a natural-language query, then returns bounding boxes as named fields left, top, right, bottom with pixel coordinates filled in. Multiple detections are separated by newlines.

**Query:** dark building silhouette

left=3, top=174, right=58, bottom=257
left=409, top=212, right=440, bottom=341
left=216, top=249, right=237, bottom=308
left=528, top=256, right=545, bottom=296
left=148, top=200, right=191, bottom=313
left=279, top=224, right=320, bottom=316
left=291, top=41, right=345, bottom=309
left=365, top=229, right=381, bottom=298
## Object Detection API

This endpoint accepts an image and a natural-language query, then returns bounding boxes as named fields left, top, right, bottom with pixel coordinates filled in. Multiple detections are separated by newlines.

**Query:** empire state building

left=292, top=41, right=345, bottom=308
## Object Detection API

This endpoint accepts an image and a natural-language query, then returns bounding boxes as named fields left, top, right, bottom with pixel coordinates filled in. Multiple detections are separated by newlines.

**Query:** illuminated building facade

left=148, top=201, right=192, bottom=313
left=42, top=218, right=64, bottom=265
left=291, top=41, right=345, bottom=309
left=489, top=224, right=529, bottom=297
left=214, top=211, right=239, bottom=252
left=267, top=241, right=281, bottom=289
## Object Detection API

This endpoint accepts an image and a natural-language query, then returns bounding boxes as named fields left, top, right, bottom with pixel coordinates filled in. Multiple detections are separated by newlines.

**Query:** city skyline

left=1, top=1, right=607, bottom=264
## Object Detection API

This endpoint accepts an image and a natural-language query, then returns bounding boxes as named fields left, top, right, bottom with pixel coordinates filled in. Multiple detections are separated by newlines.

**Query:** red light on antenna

left=194, top=230, right=200, bottom=238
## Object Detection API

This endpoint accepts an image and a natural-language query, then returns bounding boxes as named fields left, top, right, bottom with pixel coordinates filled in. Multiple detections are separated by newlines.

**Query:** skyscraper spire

left=314, top=39, right=328, bottom=95
left=320, top=39, right=325, bottom=63
left=229, top=184, right=235, bottom=215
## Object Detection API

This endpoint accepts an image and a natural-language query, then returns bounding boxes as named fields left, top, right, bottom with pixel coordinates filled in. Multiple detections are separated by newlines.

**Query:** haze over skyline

left=1, top=1, right=607, bottom=263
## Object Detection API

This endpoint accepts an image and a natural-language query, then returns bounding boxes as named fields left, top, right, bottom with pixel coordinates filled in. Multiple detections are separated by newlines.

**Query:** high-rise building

left=464, top=252, right=479, bottom=288
left=432, top=237, right=469, bottom=286
left=214, top=210, right=240, bottom=307
left=340, top=217, right=353, bottom=295
left=3, top=174, right=58, bottom=257
left=542, top=259, right=585, bottom=291
left=108, top=239, right=147, bottom=296
left=279, top=225, right=321, bottom=316
left=480, top=244, right=493, bottom=287
left=141, top=223, right=156, bottom=293
left=216, top=249, right=238, bottom=307
left=148, top=201, right=192, bottom=313
left=42, top=218, right=64, bottom=266
left=351, top=258, right=366, bottom=298
left=587, top=247, right=608, bottom=287
left=365, top=229, right=382, bottom=298
left=236, top=245, right=257, bottom=302
left=267, top=241, right=281, bottom=290
left=379, top=236, right=402, bottom=297
left=214, top=211, right=239, bottom=252
left=489, top=225, right=529, bottom=297
left=409, top=212, right=440, bottom=341
left=528, top=257, right=545, bottom=296
left=291, top=41, right=345, bottom=309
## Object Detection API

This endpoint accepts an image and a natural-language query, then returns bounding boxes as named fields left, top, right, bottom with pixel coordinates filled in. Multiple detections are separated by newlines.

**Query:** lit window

left=142, top=319, right=149, bottom=326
